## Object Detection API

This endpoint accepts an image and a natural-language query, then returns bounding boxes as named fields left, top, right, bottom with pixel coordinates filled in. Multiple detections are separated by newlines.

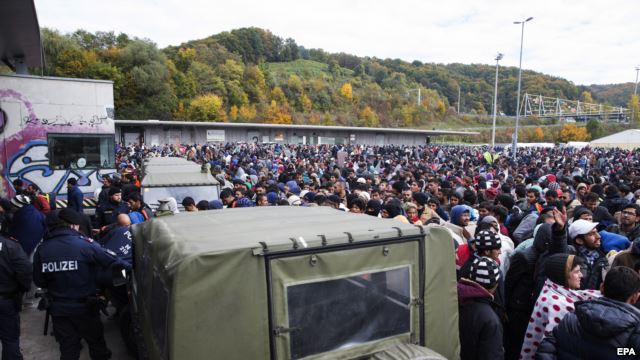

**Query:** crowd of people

left=2, top=141, right=640, bottom=358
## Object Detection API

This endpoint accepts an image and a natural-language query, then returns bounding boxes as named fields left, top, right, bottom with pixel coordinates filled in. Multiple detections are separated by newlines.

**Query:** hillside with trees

left=5, top=27, right=638, bottom=142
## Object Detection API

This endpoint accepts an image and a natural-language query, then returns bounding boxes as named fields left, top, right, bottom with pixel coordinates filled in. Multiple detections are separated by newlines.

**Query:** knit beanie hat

left=474, top=230, right=502, bottom=251
left=572, top=207, right=593, bottom=222
left=58, top=208, right=83, bottom=225
left=544, top=253, right=579, bottom=287
left=469, top=256, right=501, bottom=289
left=108, top=187, right=122, bottom=197
left=412, top=192, right=429, bottom=206
left=266, top=192, right=278, bottom=205
left=11, top=194, right=30, bottom=208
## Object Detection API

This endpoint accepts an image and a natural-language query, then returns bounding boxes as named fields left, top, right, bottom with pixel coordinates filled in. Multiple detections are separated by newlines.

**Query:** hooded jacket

left=506, top=224, right=550, bottom=313
left=445, top=205, right=474, bottom=246
left=504, top=225, right=550, bottom=360
left=521, top=279, right=600, bottom=360
left=8, top=204, right=47, bottom=255
left=600, top=194, right=630, bottom=217
left=457, top=279, right=504, bottom=360
left=536, top=297, right=640, bottom=360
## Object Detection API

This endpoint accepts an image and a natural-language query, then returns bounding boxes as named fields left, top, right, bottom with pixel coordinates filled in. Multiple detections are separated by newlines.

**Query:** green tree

left=243, top=65, right=267, bottom=103
left=188, top=61, right=225, bottom=96
left=115, top=40, right=177, bottom=119
left=175, top=47, right=197, bottom=72
left=217, top=59, right=244, bottom=82
left=226, top=80, right=249, bottom=107
left=586, top=119, right=603, bottom=139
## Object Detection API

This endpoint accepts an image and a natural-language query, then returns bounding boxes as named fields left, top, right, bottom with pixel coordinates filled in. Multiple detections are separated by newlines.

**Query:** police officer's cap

left=108, top=187, right=122, bottom=197
left=58, top=208, right=83, bottom=225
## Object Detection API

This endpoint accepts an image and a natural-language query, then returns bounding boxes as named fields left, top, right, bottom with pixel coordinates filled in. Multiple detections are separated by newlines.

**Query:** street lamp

left=512, top=16, right=533, bottom=161
left=634, top=66, right=640, bottom=123
left=491, top=53, right=503, bottom=150
left=634, top=66, right=639, bottom=96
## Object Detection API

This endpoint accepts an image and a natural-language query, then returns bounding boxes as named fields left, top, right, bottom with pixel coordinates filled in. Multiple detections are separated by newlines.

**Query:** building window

left=48, top=134, right=115, bottom=169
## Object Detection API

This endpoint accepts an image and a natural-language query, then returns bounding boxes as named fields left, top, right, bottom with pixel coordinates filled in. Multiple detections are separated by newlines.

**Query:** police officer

left=34, top=208, right=128, bottom=360
left=100, top=214, right=134, bottom=314
left=93, top=187, right=128, bottom=233
left=0, top=227, right=32, bottom=359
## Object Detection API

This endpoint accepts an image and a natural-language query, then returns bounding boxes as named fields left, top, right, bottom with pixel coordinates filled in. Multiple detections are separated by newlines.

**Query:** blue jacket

left=67, top=184, right=84, bottom=213
left=536, top=297, right=640, bottom=360
left=33, top=227, right=123, bottom=316
left=8, top=204, right=46, bottom=255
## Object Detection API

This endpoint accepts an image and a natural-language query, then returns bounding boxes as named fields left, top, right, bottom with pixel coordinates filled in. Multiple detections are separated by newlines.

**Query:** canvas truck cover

left=141, top=157, right=219, bottom=187
left=140, top=170, right=218, bottom=187
left=131, top=207, right=459, bottom=360
left=142, top=157, right=195, bottom=173
left=140, top=157, right=220, bottom=207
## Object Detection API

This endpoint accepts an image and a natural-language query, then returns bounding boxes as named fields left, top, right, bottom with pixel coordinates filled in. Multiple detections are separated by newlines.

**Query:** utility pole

left=512, top=16, right=533, bottom=162
left=491, top=53, right=504, bottom=150
left=457, top=85, right=461, bottom=113
left=634, top=66, right=640, bottom=123
left=408, top=88, right=421, bottom=106
left=635, top=66, right=639, bottom=96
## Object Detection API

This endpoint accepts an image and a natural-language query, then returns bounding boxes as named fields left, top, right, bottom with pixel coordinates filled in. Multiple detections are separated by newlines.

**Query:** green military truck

left=139, top=157, right=220, bottom=210
left=128, top=206, right=459, bottom=359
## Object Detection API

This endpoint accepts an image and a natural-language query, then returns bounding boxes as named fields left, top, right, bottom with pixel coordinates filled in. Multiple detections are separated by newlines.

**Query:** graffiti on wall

left=7, top=141, right=113, bottom=198
left=0, top=87, right=115, bottom=199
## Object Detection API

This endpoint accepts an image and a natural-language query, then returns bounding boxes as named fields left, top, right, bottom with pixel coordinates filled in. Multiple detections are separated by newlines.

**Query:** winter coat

left=504, top=224, right=549, bottom=360
left=574, top=205, right=614, bottom=228
left=457, top=279, right=504, bottom=360
left=459, top=254, right=505, bottom=308
left=536, top=297, right=640, bottom=360
left=506, top=224, right=550, bottom=313
left=576, top=247, right=608, bottom=291
left=605, top=223, right=640, bottom=243
left=520, top=279, right=600, bottom=359
left=512, top=213, right=539, bottom=244
left=67, top=184, right=84, bottom=213
left=8, top=204, right=46, bottom=255
left=532, top=225, right=570, bottom=299
left=600, top=194, right=630, bottom=217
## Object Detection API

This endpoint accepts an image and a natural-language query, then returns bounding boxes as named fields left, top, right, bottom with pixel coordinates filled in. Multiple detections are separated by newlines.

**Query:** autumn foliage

left=559, top=124, right=590, bottom=142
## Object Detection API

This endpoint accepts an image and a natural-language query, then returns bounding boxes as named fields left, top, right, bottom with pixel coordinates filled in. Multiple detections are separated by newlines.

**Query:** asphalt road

left=2, top=305, right=133, bottom=360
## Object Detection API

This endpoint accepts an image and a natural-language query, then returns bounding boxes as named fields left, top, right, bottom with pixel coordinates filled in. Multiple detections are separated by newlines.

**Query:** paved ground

left=2, top=305, right=133, bottom=359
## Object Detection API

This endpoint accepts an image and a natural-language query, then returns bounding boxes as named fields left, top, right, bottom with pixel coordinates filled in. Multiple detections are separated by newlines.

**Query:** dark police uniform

left=93, top=200, right=128, bottom=230
left=0, top=235, right=32, bottom=359
left=100, top=226, right=134, bottom=312
left=33, top=226, right=126, bottom=360
left=102, top=226, right=133, bottom=267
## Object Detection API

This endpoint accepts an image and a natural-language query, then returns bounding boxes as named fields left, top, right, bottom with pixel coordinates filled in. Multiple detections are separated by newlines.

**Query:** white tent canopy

left=590, top=129, right=640, bottom=150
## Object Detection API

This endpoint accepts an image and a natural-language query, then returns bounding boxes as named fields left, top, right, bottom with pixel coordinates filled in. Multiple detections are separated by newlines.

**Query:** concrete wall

left=116, top=124, right=431, bottom=146
left=0, top=75, right=116, bottom=198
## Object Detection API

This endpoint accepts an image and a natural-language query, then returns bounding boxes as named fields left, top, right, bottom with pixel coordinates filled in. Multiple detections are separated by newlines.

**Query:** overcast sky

left=35, top=0, right=640, bottom=86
